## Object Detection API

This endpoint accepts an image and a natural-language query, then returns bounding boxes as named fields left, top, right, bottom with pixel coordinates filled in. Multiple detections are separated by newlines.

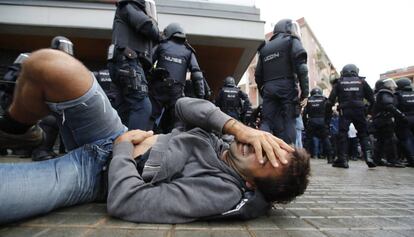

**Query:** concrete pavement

left=1, top=157, right=413, bottom=237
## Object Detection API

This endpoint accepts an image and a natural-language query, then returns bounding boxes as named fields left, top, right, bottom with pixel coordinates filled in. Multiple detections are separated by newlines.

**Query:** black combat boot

left=359, top=136, right=376, bottom=168
left=327, top=154, right=334, bottom=164
left=332, top=154, right=349, bottom=168
left=385, top=156, right=405, bottom=168
left=405, top=156, right=414, bottom=168
left=332, top=135, right=349, bottom=168
left=31, top=116, right=59, bottom=162
left=386, top=160, right=405, bottom=168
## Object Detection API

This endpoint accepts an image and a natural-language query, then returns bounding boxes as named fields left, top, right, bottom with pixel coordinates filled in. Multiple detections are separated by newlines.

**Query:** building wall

left=297, top=17, right=337, bottom=97
left=380, top=66, right=414, bottom=82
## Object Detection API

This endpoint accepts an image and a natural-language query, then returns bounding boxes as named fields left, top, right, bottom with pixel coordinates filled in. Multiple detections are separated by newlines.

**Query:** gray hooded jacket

left=107, top=98, right=246, bottom=223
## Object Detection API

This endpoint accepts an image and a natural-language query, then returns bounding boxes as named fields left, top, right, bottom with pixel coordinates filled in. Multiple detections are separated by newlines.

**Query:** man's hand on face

left=114, top=130, right=154, bottom=145
left=224, top=119, right=294, bottom=168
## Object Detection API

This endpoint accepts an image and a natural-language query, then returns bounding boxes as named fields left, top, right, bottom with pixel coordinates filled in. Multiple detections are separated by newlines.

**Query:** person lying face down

left=107, top=97, right=310, bottom=223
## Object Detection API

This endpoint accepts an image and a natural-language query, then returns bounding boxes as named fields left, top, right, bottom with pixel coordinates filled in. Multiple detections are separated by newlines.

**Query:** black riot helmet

left=13, top=53, right=30, bottom=65
left=50, top=36, right=74, bottom=56
left=374, top=78, right=397, bottom=92
left=163, top=23, right=186, bottom=40
left=396, top=77, right=413, bottom=91
left=273, top=19, right=301, bottom=38
left=310, top=87, right=322, bottom=96
left=340, top=64, right=359, bottom=77
left=224, top=76, right=236, bottom=87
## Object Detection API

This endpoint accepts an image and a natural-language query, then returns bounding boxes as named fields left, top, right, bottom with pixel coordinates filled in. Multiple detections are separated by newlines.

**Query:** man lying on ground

left=0, top=49, right=310, bottom=224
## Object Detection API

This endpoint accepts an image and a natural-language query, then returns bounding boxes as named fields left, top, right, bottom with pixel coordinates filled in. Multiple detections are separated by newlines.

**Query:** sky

left=254, top=0, right=414, bottom=86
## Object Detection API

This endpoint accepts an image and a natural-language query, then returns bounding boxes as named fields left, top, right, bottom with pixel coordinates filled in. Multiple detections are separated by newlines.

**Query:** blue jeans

left=0, top=78, right=126, bottom=224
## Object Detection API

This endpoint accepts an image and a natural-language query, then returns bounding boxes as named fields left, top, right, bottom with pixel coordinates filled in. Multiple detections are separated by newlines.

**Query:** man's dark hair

left=254, top=148, right=310, bottom=203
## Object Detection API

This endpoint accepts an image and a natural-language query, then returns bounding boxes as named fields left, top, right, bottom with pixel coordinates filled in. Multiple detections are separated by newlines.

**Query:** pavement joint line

left=168, top=224, right=175, bottom=237
left=282, top=227, right=317, bottom=230
left=174, top=227, right=210, bottom=230
left=210, top=227, right=246, bottom=230
left=245, top=227, right=280, bottom=230
left=21, top=224, right=171, bottom=230
left=349, top=227, right=383, bottom=230
left=382, top=215, right=414, bottom=218
left=20, top=224, right=98, bottom=228
left=353, top=216, right=379, bottom=218
left=318, top=228, right=349, bottom=231
left=382, top=227, right=414, bottom=230
left=32, top=228, right=51, bottom=237
left=52, top=212, right=104, bottom=216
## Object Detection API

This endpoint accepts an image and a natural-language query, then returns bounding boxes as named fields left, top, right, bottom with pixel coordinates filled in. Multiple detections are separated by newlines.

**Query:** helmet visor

left=145, top=0, right=157, bottom=22
left=13, top=53, right=30, bottom=64
left=383, top=78, right=397, bottom=91
left=57, top=39, right=74, bottom=56
left=290, top=21, right=302, bottom=39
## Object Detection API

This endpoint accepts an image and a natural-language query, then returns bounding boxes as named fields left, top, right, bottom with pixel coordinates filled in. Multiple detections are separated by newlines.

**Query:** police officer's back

left=149, top=23, right=205, bottom=133
left=303, top=87, right=334, bottom=163
left=255, top=19, right=309, bottom=144
left=328, top=64, right=376, bottom=168
left=108, top=0, right=160, bottom=130
left=215, top=76, right=251, bottom=121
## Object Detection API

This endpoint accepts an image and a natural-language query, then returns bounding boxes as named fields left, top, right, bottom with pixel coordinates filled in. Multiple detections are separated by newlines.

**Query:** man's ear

left=245, top=181, right=256, bottom=190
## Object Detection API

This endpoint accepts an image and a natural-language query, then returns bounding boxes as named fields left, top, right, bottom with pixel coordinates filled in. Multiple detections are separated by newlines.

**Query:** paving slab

left=1, top=157, right=414, bottom=236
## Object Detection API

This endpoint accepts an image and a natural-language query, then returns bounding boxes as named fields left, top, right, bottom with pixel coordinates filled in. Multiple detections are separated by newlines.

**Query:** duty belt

left=264, top=76, right=294, bottom=82
left=161, top=78, right=184, bottom=87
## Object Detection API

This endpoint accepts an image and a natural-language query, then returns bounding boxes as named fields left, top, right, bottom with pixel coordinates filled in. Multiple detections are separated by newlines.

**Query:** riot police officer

left=108, top=0, right=160, bottom=130
left=328, top=64, right=376, bottom=168
left=216, top=76, right=251, bottom=121
left=149, top=23, right=205, bottom=133
left=303, top=87, right=334, bottom=163
left=0, top=53, right=31, bottom=157
left=0, top=36, right=74, bottom=160
left=372, top=78, right=406, bottom=167
left=394, top=77, right=414, bottom=167
left=92, top=69, right=122, bottom=110
left=255, top=19, right=309, bottom=144
left=0, top=53, right=30, bottom=112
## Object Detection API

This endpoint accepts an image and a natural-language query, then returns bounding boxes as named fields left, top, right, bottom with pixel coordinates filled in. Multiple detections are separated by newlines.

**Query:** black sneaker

left=0, top=125, right=44, bottom=149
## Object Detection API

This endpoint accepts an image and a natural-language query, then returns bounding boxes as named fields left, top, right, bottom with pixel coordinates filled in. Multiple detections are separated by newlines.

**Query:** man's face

left=228, top=141, right=290, bottom=182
